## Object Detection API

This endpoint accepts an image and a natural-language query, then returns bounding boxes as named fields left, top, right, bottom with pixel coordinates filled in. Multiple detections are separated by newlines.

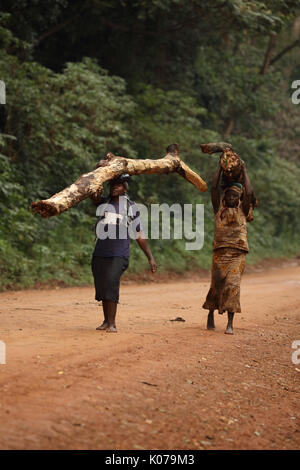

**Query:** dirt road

left=0, top=262, right=299, bottom=450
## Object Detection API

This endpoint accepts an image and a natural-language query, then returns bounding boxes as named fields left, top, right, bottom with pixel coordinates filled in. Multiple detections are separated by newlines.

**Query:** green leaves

left=0, top=1, right=300, bottom=288
left=194, top=44, right=282, bottom=136
left=0, top=52, right=136, bottom=193
left=0, top=46, right=138, bottom=289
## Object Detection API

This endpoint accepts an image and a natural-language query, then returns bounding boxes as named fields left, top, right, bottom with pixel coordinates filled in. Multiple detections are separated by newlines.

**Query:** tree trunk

left=223, top=118, right=235, bottom=139
left=260, top=35, right=276, bottom=75
left=31, top=151, right=207, bottom=218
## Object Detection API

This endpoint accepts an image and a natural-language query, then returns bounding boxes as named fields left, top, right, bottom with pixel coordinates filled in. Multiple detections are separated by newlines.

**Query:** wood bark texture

left=32, top=151, right=207, bottom=218
left=200, top=142, right=233, bottom=154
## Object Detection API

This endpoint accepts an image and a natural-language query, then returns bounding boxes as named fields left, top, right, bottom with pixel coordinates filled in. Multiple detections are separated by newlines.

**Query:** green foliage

left=0, top=2, right=299, bottom=290
left=195, top=44, right=282, bottom=136
left=0, top=51, right=135, bottom=196
left=0, top=38, right=137, bottom=289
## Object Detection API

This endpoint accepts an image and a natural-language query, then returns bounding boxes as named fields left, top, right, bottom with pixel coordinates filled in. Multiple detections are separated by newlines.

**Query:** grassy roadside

left=1, top=251, right=299, bottom=292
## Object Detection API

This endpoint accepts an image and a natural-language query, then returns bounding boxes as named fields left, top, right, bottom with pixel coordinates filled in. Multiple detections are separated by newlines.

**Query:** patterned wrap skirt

left=91, top=256, right=129, bottom=303
left=202, top=247, right=246, bottom=314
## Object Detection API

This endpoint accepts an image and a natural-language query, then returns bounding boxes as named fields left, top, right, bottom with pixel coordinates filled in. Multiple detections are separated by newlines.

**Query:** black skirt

left=91, top=256, right=129, bottom=303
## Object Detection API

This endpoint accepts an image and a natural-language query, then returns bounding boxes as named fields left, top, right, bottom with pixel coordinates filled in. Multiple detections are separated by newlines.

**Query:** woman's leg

left=102, top=258, right=128, bottom=332
left=207, top=309, right=215, bottom=330
left=96, top=302, right=109, bottom=330
left=225, top=311, right=234, bottom=334
left=103, top=299, right=118, bottom=332
left=92, top=257, right=108, bottom=330
left=94, top=257, right=128, bottom=332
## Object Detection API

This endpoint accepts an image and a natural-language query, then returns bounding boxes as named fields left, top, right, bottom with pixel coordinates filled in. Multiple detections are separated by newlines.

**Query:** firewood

left=200, top=142, right=233, bottom=154
left=31, top=150, right=207, bottom=218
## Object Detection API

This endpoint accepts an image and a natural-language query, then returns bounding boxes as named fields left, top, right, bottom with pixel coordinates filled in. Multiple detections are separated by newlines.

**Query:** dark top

left=93, top=195, right=141, bottom=259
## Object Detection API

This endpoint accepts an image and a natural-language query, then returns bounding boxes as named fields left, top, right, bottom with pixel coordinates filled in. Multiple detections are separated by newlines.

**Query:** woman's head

left=109, top=174, right=130, bottom=197
left=224, top=184, right=243, bottom=208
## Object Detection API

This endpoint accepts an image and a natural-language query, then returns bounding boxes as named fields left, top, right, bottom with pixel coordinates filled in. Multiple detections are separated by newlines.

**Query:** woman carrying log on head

left=91, top=174, right=157, bottom=332
left=202, top=160, right=254, bottom=334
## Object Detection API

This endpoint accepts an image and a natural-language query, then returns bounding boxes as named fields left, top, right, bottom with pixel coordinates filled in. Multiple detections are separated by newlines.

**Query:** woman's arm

left=211, top=164, right=222, bottom=214
left=241, top=163, right=252, bottom=216
left=136, top=232, right=157, bottom=273
left=90, top=159, right=110, bottom=206
left=90, top=191, right=103, bottom=207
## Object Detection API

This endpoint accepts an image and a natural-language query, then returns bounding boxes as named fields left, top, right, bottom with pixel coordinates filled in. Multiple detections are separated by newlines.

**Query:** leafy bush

left=0, top=4, right=300, bottom=290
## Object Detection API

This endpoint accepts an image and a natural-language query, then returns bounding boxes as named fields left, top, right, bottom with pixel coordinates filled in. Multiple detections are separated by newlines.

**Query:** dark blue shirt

left=93, top=196, right=141, bottom=259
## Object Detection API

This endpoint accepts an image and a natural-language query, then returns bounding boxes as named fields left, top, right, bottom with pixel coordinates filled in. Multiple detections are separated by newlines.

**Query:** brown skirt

left=202, top=247, right=246, bottom=314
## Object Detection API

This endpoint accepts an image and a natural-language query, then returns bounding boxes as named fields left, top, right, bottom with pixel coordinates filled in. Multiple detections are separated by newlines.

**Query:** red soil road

left=0, top=262, right=299, bottom=450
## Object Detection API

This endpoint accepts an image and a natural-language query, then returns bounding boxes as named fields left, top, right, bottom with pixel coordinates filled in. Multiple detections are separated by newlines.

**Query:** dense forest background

left=0, top=0, right=300, bottom=290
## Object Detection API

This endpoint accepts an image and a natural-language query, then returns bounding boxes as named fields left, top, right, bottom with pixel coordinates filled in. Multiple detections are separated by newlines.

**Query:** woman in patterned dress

left=202, top=161, right=253, bottom=334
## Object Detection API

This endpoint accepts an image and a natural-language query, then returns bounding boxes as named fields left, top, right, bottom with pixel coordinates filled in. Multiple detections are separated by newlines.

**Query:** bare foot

left=106, top=325, right=117, bottom=333
left=207, top=311, right=215, bottom=330
left=225, top=327, right=234, bottom=335
left=96, top=321, right=108, bottom=330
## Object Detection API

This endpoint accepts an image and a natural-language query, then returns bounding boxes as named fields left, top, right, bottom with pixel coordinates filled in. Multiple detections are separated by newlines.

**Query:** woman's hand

left=149, top=256, right=157, bottom=273
left=240, top=159, right=246, bottom=170
left=136, top=233, right=157, bottom=272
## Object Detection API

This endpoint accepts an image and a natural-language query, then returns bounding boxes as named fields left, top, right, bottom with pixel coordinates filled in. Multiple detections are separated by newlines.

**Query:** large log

left=200, top=142, right=258, bottom=222
left=200, top=141, right=241, bottom=181
left=200, top=142, right=233, bottom=154
left=31, top=150, right=207, bottom=218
